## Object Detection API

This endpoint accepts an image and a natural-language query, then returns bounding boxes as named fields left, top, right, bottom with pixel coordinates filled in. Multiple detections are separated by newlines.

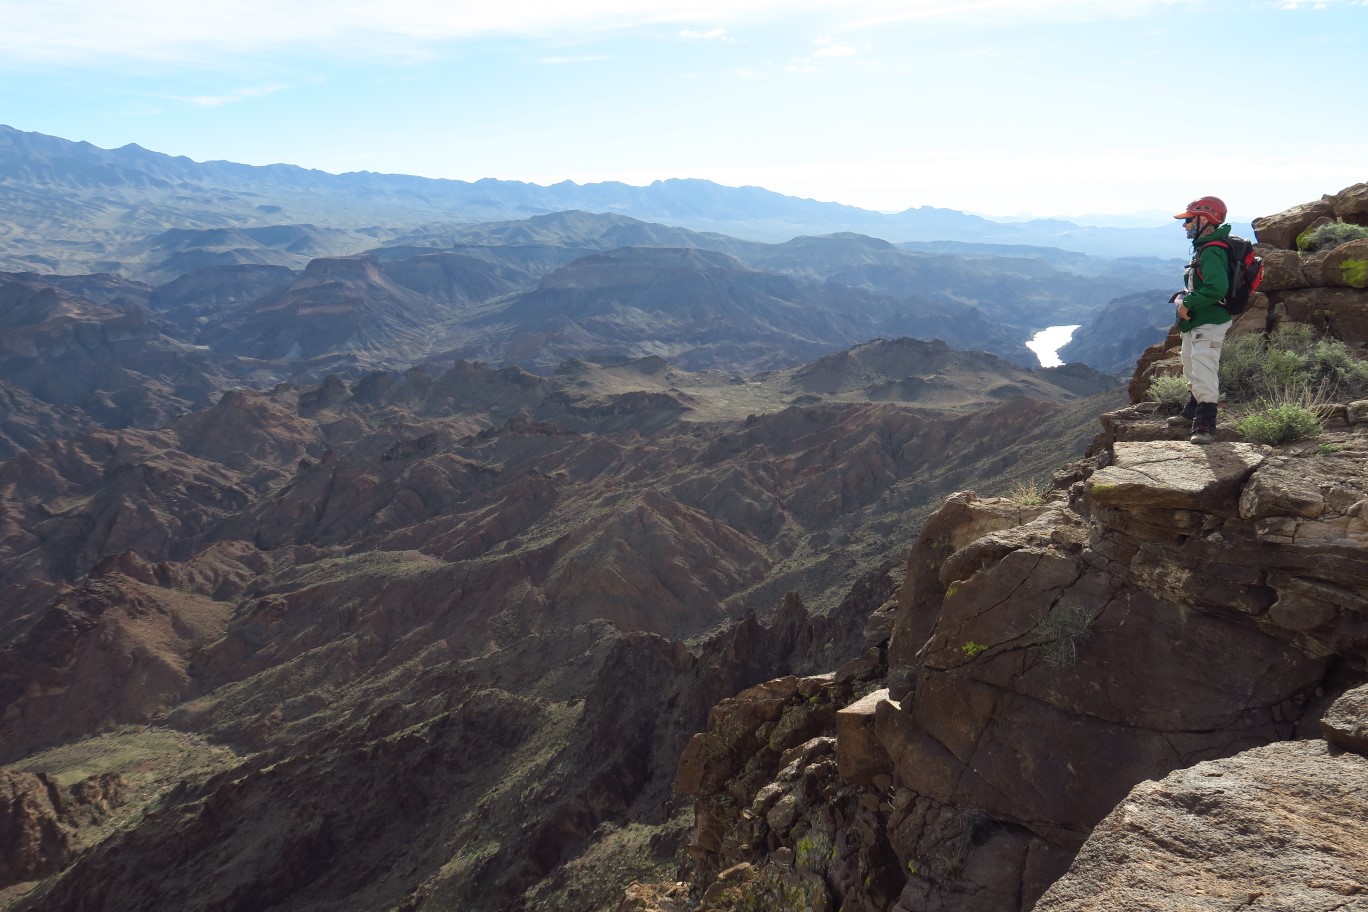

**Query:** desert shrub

left=1297, top=220, right=1368, bottom=253
left=1033, top=602, right=1093, bottom=667
left=931, top=850, right=964, bottom=879
left=1260, top=347, right=1306, bottom=391
left=1235, top=399, right=1324, bottom=445
left=1271, top=322, right=1318, bottom=351
left=1146, top=374, right=1190, bottom=411
left=929, top=809, right=992, bottom=881
left=1220, top=327, right=1368, bottom=402
left=1307, top=340, right=1368, bottom=398
left=1219, top=334, right=1269, bottom=402
left=1009, top=479, right=1044, bottom=506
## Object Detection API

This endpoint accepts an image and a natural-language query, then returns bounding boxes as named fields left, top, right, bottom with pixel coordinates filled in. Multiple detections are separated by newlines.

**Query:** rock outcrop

left=0, top=770, right=70, bottom=888
left=1034, top=739, right=1368, bottom=912
left=0, top=767, right=125, bottom=891
left=660, top=184, right=1368, bottom=912
left=672, top=447, right=1366, bottom=910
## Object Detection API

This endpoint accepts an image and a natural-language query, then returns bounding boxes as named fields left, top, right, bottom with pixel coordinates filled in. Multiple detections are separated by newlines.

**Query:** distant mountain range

left=0, top=246, right=1129, bottom=460
left=0, top=124, right=1229, bottom=273
left=0, top=123, right=1190, bottom=451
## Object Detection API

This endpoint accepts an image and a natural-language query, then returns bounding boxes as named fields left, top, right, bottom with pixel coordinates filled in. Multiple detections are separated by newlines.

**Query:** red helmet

left=1174, top=196, right=1227, bottom=225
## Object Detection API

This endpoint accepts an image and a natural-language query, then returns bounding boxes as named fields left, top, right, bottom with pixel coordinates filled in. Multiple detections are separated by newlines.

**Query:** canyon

left=2, top=126, right=1365, bottom=912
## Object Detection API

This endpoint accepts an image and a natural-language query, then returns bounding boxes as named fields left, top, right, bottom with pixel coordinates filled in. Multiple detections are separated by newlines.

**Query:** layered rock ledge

left=665, top=427, right=1368, bottom=912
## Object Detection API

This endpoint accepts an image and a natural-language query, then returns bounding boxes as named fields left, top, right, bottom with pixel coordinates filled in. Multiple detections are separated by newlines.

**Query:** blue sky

left=1, top=0, right=1364, bottom=221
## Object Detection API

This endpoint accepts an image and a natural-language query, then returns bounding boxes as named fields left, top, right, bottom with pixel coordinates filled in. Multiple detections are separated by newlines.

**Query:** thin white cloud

left=847, top=0, right=1199, bottom=30
left=679, top=27, right=733, bottom=41
left=168, top=84, right=287, bottom=107
left=789, top=37, right=859, bottom=70
left=539, top=55, right=608, bottom=64
left=0, top=0, right=1209, bottom=65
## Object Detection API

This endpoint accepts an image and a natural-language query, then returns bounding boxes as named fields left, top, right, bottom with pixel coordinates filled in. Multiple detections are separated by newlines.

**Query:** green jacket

left=1178, top=223, right=1233, bottom=332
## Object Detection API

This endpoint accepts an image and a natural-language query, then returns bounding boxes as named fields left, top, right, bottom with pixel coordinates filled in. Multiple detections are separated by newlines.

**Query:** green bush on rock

left=1296, top=220, right=1368, bottom=253
left=1146, top=375, right=1191, bottom=412
left=1234, top=402, right=1323, bottom=445
left=1220, top=326, right=1368, bottom=403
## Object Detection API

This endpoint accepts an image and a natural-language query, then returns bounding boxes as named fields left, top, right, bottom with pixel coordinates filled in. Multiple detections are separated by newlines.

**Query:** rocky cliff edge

left=635, top=184, right=1368, bottom=912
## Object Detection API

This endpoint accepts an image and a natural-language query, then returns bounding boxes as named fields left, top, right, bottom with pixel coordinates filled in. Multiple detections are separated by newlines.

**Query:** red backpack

left=1196, top=236, right=1264, bottom=315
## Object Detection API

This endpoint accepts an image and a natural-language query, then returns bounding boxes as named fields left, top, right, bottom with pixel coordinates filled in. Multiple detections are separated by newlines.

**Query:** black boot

left=1167, top=394, right=1198, bottom=427
left=1190, top=401, right=1217, bottom=444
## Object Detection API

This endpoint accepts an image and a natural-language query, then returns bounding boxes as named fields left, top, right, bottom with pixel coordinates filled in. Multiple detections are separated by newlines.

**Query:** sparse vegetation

left=1235, top=401, right=1324, bottom=445
left=928, top=809, right=991, bottom=881
left=1009, top=479, right=1045, bottom=506
left=520, top=813, right=692, bottom=912
left=1033, top=602, right=1094, bottom=667
left=1296, top=219, right=1368, bottom=253
left=1317, top=442, right=1343, bottom=455
left=1146, top=374, right=1191, bottom=412
left=9, top=726, right=244, bottom=853
left=1220, top=325, right=1368, bottom=404
left=1225, top=339, right=1334, bottom=445
left=931, top=850, right=964, bottom=879
left=961, top=641, right=988, bottom=658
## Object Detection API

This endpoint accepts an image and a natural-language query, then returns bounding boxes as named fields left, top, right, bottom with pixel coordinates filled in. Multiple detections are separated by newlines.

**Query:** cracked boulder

left=1034, top=740, right=1368, bottom=912
left=1086, top=441, right=1268, bottom=511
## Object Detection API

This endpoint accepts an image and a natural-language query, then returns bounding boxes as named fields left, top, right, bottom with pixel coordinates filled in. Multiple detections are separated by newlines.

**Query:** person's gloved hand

left=1170, top=291, right=1190, bottom=321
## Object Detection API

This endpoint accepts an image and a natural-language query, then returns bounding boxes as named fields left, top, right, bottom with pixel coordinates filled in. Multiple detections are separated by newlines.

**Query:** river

left=1026, top=324, right=1082, bottom=368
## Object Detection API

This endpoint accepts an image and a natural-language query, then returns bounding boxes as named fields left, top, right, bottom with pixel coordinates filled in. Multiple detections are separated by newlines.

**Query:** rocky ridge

left=0, top=124, right=1200, bottom=273
left=0, top=215, right=1145, bottom=460
left=638, top=183, right=1368, bottom=912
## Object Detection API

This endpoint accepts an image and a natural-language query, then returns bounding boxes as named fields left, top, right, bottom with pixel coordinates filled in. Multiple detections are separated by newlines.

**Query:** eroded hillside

left=0, top=332, right=1120, bottom=911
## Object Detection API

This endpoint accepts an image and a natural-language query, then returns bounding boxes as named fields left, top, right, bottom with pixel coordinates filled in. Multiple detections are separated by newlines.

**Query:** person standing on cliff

left=1169, top=195, right=1232, bottom=445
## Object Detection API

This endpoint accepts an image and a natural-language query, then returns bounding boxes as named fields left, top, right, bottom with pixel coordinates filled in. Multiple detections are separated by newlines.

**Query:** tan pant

left=1181, top=322, right=1230, bottom=404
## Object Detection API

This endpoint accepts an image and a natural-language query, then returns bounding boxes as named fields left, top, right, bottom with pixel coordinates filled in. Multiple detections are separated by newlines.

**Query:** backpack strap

left=1191, top=239, right=1230, bottom=280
